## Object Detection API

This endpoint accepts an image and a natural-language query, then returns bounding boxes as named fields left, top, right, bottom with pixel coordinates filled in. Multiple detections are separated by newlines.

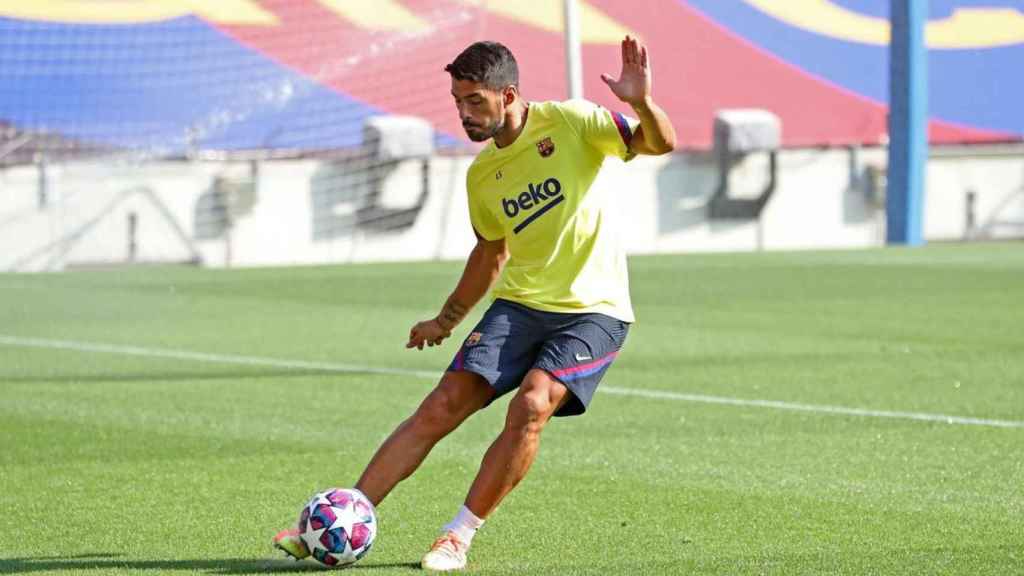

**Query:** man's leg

left=275, top=370, right=494, bottom=561
left=464, top=368, right=569, bottom=517
left=356, top=370, right=495, bottom=506
left=422, top=368, right=569, bottom=571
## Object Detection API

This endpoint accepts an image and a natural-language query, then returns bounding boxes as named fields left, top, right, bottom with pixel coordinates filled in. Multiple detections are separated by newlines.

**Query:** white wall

left=926, top=148, right=1024, bottom=241
left=1, top=145, right=1021, bottom=272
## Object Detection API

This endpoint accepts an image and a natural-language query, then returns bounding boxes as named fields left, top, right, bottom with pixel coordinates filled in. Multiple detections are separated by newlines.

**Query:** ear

left=502, top=85, right=517, bottom=107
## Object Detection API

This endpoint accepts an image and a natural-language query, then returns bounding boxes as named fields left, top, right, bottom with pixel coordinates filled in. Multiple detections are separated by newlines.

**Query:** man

left=275, top=36, right=675, bottom=571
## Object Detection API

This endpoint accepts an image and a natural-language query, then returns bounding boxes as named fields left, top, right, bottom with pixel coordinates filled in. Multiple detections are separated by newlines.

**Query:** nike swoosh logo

left=575, top=353, right=592, bottom=362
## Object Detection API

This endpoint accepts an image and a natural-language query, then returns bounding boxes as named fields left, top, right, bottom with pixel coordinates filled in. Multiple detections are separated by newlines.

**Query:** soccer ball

left=298, top=488, right=377, bottom=568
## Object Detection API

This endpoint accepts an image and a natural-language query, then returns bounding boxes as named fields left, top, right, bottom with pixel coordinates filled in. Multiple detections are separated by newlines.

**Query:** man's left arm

left=629, top=98, right=675, bottom=156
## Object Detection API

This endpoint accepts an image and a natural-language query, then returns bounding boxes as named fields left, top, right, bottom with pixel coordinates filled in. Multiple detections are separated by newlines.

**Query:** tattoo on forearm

left=438, top=298, right=468, bottom=330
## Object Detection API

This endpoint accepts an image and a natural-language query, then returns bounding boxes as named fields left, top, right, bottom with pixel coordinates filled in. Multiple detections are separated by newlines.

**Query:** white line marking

left=0, top=335, right=438, bottom=380
left=598, top=387, right=1024, bottom=429
left=1, top=334, right=1021, bottom=429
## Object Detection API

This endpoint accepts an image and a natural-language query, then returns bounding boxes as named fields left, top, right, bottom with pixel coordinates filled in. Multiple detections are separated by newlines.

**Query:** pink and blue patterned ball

left=298, top=488, right=377, bottom=567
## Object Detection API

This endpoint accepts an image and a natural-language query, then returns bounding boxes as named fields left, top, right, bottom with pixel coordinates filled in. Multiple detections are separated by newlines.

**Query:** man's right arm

left=406, top=235, right=507, bottom=350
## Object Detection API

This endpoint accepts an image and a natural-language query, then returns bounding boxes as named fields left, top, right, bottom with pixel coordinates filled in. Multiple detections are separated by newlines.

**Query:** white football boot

left=421, top=531, right=468, bottom=571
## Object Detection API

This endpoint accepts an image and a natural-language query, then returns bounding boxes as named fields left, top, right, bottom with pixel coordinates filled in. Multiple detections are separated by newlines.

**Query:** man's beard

left=463, top=118, right=504, bottom=142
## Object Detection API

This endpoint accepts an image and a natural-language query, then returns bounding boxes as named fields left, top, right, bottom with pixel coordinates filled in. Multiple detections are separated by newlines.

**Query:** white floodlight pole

left=564, top=0, right=583, bottom=99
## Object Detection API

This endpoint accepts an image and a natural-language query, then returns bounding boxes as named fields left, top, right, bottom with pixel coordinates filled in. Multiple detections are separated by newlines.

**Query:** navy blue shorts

left=448, top=299, right=630, bottom=417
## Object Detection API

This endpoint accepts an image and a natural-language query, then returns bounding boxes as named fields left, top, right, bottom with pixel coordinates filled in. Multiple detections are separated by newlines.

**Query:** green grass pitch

left=1, top=242, right=1022, bottom=575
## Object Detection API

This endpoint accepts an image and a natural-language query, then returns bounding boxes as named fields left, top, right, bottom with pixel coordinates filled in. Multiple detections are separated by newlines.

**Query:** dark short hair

left=444, top=41, right=518, bottom=90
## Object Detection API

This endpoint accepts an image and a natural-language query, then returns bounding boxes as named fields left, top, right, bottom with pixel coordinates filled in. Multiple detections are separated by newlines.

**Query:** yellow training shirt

left=466, top=99, right=638, bottom=322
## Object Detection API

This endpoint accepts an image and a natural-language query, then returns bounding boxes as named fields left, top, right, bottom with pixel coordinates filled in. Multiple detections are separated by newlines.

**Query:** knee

left=507, top=379, right=560, bottom=436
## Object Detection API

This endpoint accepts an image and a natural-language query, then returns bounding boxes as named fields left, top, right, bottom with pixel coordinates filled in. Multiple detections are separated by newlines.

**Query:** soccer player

left=275, top=36, right=675, bottom=571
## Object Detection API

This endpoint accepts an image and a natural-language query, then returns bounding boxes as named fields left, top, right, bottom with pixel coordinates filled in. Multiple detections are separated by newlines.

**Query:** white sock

left=442, top=505, right=485, bottom=547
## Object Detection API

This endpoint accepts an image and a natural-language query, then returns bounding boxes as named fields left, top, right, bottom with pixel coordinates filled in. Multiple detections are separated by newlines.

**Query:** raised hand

left=601, top=35, right=651, bottom=106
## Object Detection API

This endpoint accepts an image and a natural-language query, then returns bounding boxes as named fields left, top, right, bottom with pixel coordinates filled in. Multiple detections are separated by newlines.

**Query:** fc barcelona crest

left=536, top=137, right=555, bottom=157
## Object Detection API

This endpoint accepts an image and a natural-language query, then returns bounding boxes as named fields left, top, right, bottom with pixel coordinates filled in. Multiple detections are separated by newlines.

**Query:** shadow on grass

left=0, top=554, right=421, bottom=574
